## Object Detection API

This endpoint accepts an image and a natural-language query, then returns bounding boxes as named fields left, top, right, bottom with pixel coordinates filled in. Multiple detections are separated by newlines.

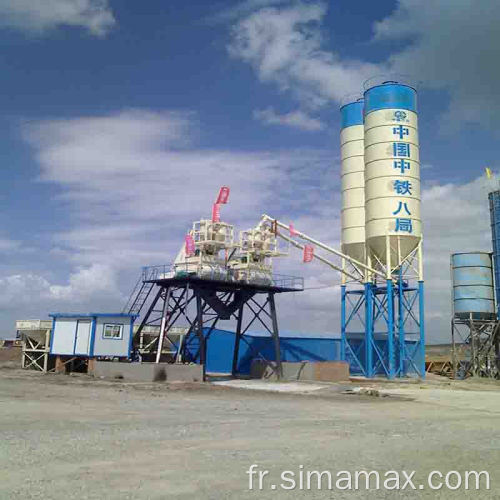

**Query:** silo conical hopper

left=364, top=82, right=422, bottom=267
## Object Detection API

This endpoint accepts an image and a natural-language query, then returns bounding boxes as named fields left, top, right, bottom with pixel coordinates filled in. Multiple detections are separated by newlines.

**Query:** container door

left=74, top=320, right=92, bottom=355
left=51, top=319, right=77, bottom=355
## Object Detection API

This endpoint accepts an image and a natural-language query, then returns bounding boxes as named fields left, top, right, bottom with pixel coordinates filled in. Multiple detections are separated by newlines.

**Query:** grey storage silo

left=488, top=190, right=500, bottom=316
left=451, top=252, right=496, bottom=320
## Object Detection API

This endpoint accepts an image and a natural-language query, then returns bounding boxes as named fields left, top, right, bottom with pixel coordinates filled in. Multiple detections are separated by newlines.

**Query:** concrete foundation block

left=312, top=361, right=349, bottom=382
left=250, top=360, right=349, bottom=382
left=91, top=361, right=203, bottom=382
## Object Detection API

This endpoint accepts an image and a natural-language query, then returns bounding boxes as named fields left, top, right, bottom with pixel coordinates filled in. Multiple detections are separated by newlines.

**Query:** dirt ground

left=1, top=367, right=499, bottom=499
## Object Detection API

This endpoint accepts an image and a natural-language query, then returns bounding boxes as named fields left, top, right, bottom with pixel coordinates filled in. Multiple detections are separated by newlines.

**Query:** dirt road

left=1, top=368, right=499, bottom=499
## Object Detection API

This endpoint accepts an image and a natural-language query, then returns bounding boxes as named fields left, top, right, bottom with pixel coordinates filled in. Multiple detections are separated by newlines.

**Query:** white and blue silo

left=364, top=81, right=421, bottom=266
left=340, top=80, right=425, bottom=381
left=340, top=99, right=365, bottom=264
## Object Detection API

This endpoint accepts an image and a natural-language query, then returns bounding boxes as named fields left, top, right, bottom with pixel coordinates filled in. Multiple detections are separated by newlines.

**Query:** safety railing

left=141, top=263, right=304, bottom=290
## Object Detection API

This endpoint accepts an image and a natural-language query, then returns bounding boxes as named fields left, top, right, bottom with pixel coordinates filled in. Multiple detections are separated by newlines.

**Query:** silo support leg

left=269, top=293, right=283, bottom=380
left=232, top=305, right=244, bottom=377
left=418, top=281, right=425, bottom=379
left=365, top=283, right=374, bottom=378
left=387, top=279, right=396, bottom=379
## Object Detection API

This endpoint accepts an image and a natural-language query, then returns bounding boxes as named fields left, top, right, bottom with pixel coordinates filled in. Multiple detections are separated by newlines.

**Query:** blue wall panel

left=181, top=328, right=342, bottom=375
left=180, top=328, right=419, bottom=376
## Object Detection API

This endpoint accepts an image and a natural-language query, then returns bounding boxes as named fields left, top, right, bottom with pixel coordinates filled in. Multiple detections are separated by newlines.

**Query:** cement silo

left=450, top=250, right=499, bottom=378
left=451, top=252, right=496, bottom=320
left=340, top=99, right=365, bottom=264
left=340, top=81, right=425, bottom=380
left=364, top=82, right=421, bottom=267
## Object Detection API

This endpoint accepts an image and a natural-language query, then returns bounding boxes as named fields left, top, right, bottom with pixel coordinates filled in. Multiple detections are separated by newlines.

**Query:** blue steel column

left=340, top=285, right=346, bottom=361
left=88, top=316, right=97, bottom=358
left=418, top=280, right=425, bottom=378
left=398, top=267, right=406, bottom=376
left=365, top=282, right=374, bottom=377
left=386, top=279, right=396, bottom=379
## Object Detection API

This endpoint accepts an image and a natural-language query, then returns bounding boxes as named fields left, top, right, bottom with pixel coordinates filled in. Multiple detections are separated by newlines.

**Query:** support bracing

left=451, top=315, right=500, bottom=379
left=342, top=249, right=425, bottom=379
left=133, top=276, right=302, bottom=380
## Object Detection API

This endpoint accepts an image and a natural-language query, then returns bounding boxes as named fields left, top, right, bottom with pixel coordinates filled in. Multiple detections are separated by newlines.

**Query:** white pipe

left=418, top=239, right=424, bottom=280
left=278, top=231, right=362, bottom=283
left=262, top=214, right=386, bottom=279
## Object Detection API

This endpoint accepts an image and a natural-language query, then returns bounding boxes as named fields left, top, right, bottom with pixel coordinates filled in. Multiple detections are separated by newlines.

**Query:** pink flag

left=216, top=186, right=230, bottom=204
left=212, top=203, right=221, bottom=222
left=185, top=235, right=195, bottom=256
left=303, top=244, right=314, bottom=263
left=289, top=222, right=297, bottom=237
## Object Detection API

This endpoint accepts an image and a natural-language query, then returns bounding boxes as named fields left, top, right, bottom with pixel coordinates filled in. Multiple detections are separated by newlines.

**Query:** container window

left=103, top=324, right=123, bottom=340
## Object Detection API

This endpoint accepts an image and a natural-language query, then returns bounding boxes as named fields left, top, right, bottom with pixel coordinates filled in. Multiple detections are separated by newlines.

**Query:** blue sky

left=0, top=0, right=499, bottom=342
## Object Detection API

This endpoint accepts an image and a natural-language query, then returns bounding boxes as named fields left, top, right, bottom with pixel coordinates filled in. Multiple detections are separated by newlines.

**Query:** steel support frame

left=341, top=277, right=425, bottom=379
left=21, top=331, right=52, bottom=373
left=451, top=316, right=500, bottom=379
left=134, top=282, right=284, bottom=380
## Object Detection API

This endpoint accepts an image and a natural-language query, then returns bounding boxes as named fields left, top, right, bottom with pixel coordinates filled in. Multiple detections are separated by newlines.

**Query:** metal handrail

left=140, top=263, right=304, bottom=290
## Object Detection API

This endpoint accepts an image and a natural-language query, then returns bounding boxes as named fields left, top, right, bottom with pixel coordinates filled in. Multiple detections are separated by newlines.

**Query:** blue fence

left=182, top=328, right=342, bottom=375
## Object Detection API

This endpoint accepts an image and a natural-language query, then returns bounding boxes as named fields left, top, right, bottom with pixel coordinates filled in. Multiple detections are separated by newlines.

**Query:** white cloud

left=9, top=109, right=334, bottom=330
left=0, top=265, right=122, bottom=338
left=25, top=109, right=327, bottom=259
left=253, top=107, right=325, bottom=131
left=228, top=2, right=378, bottom=108
left=374, top=0, right=500, bottom=129
left=0, top=264, right=121, bottom=316
left=0, top=0, right=115, bottom=37
left=227, top=0, right=500, bottom=131
left=49, top=264, right=122, bottom=302
left=0, top=274, right=52, bottom=309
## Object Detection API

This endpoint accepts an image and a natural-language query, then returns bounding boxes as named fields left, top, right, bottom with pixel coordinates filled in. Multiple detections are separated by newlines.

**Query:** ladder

left=122, top=268, right=157, bottom=315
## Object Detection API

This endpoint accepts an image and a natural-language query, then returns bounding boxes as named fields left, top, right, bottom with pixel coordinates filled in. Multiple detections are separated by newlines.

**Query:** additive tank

left=451, top=252, right=496, bottom=320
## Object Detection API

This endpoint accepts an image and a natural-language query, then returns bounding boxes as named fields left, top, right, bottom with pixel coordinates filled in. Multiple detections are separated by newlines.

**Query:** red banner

left=289, top=222, right=297, bottom=237
left=185, top=235, right=195, bottom=256
left=216, top=186, right=230, bottom=204
left=212, top=203, right=221, bottom=222
left=303, top=244, right=314, bottom=263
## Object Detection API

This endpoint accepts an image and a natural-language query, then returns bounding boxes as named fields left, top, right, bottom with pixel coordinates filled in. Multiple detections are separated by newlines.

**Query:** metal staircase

left=122, top=267, right=158, bottom=315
